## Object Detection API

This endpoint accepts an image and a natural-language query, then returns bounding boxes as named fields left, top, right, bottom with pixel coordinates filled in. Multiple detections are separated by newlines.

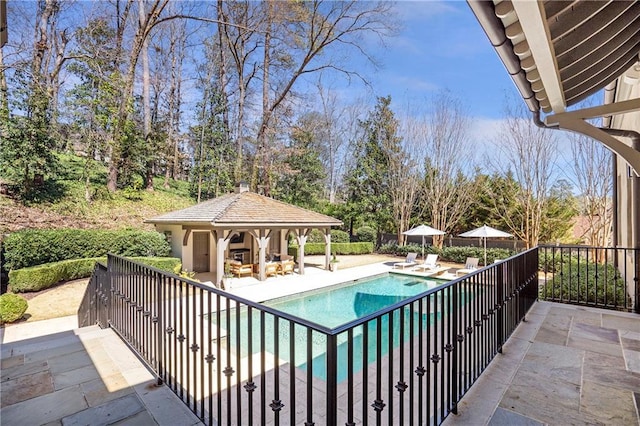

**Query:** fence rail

left=538, top=245, right=639, bottom=313
left=79, top=249, right=539, bottom=425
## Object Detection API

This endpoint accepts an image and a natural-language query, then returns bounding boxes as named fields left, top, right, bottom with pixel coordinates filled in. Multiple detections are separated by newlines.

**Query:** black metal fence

left=77, top=262, right=108, bottom=327
left=539, top=245, right=639, bottom=313
left=79, top=249, right=539, bottom=425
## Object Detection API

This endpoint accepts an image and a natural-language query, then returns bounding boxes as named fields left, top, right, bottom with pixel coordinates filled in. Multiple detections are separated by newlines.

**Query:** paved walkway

left=0, top=316, right=201, bottom=426
left=444, top=301, right=640, bottom=425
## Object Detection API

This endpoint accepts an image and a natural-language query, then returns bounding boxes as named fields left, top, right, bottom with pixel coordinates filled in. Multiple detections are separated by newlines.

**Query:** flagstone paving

left=445, top=301, right=640, bottom=426
left=0, top=317, right=201, bottom=426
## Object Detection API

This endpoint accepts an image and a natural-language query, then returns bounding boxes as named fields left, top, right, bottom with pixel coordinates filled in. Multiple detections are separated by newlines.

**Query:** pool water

left=265, top=273, right=446, bottom=328
left=213, top=273, right=469, bottom=382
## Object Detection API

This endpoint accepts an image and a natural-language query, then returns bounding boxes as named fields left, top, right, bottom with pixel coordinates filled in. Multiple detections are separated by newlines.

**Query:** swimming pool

left=213, top=273, right=468, bottom=382
left=264, top=273, right=446, bottom=328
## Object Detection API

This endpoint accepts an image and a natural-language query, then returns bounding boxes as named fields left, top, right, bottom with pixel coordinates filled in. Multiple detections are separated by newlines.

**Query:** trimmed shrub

left=0, top=293, right=28, bottom=324
left=331, top=230, right=350, bottom=243
left=9, top=256, right=181, bottom=293
left=539, top=256, right=629, bottom=307
left=306, top=229, right=350, bottom=244
left=3, top=229, right=171, bottom=270
left=306, top=229, right=324, bottom=243
left=288, top=242, right=374, bottom=257
left=377, top=243, right=514, bottom=265
left=354, top=226, right=376, bottom=243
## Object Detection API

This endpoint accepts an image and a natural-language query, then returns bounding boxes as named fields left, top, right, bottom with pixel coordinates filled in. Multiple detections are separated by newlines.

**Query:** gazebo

left=146, top=183, right=342, bottom=287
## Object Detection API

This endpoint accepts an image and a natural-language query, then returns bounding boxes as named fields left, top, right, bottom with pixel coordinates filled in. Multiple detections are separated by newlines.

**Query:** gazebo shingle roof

left=146, top=191, right=342, bottom=227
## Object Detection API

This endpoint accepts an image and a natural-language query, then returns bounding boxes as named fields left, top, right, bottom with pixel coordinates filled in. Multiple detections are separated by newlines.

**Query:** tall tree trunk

left=139, top=0, right=154, bottom=191
left=252, top=0, right=272, bottom=195
left=107, top=0, right=168, bottom=192
left=215, top=0, right=233, bottom=181
left=0, top=47, right=8, bottom=122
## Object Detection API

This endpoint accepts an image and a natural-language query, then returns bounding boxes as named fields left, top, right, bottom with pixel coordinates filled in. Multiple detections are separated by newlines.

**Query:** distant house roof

left=145, top=191, right=342, bottom=228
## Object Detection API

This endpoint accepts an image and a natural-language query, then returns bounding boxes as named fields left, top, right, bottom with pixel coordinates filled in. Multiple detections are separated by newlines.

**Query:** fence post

left=496, top=261, right=504, bottom=353
left=326, top=333, right=338, bottom=426
left=156, top=271, right=164, bottom=385
left=635, top=249, right=640, bottom=314
left=106, top=254, right=114, bottom=328
left=451, top=283, right=458, bottom=414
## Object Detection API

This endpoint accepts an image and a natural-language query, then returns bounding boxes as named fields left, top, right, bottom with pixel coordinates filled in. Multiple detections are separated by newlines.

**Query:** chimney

left=235, top=181, right=250, bottom=193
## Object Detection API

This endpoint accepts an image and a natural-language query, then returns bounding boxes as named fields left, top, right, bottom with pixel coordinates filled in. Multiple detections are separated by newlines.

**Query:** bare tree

left=312, top=79, right=352, bottom=203
left=392, top=113, right=426, bottom=244
left=248, top=0, right=397, bottom=195
left=419, top=92, right=477, bottom=249
left=216, top=1, right=260, bottom=181
left=568, top=132, right=613, bottom=250
left=138, top=0, right=154, bottom=191
left=107, top=0, right=169, bottom=192
left=490, top=98, right=558, bottom=248
left=0, top=44, right=8, bottom=121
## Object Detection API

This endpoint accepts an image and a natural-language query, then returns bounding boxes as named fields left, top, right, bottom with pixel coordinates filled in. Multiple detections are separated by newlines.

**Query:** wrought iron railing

left=539, top=245, right=639, bottom=313
left=79, top=249, right=539, bottom=425
left=77, top=262, right=108, bottom=327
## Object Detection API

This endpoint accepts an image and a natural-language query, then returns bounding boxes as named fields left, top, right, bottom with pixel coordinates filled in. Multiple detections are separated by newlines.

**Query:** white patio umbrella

left=403, top=225, right=445, bottom=260
left=459, top=225, right=512, bottom=266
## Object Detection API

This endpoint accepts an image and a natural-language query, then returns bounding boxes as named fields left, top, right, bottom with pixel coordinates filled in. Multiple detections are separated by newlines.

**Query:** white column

left=323, top=229, right=332, bottom=270
left=296, top=228, right=309, bottom=275
left=249, top=229, right=271, bottom=281
left=213, top=229, right=230, bottom=288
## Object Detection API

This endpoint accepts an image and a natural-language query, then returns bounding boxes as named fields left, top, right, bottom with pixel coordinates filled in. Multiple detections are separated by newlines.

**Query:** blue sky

left=364, top=1, right=517, bottom=119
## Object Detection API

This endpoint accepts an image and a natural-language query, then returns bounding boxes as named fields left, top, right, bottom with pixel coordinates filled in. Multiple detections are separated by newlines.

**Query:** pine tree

left=344, top=96, right=401, bottom=243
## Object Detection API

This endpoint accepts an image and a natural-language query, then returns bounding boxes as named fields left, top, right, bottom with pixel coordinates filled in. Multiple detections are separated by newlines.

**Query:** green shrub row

left=3, top=229, right=171, bottom=270
left=9, top=256, right=181, bottom=293
left=288, top=242, right=374, bottom=257
left=378, top=243, right=515, bottom=265
left=0, top=293, right=28, bottom=324
left=539, top=256, right=629, bottom=307
left=306, top=229, right=351, bottom=244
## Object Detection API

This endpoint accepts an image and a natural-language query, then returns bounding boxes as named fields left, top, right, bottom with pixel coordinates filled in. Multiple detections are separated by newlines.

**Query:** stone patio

left=445, top=301, right=640, bottom=425
left=0, top=316, right=201, bottom=425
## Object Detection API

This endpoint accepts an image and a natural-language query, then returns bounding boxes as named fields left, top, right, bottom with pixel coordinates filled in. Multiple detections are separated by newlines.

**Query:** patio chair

left=413, top=254, right=439, bottom=272
left=393, top=252, right=418, bottom=269
left=456, top=257, right=479, bottom=276
left=228, top=259, right=253, bottom=278
left=265, top=262, right=279, bottom=278
left=280, top=259, right=295, bottom=275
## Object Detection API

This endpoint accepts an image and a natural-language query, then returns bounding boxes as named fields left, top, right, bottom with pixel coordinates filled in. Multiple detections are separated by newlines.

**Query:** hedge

left=539, top=256, right=629, bottom=307
left=0, top=293, right=28, bottom=324
left=288, top=242, right=374, bottom=257
left=3, top=229, right=171, bottom=270
left=378, top=243, right=515, bottom=266
left=9, top=256, right=181, bottom=293
left=306, top=229, right=350, bottom=244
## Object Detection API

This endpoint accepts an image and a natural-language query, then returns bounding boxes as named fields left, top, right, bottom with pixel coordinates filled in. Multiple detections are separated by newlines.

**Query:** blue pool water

left=264, top=273, right=446, bottom=328
left=213, top=273, right=467, bottom=382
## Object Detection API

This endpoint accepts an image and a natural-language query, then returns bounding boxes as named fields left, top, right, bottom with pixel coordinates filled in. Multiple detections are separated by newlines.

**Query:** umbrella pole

left=484, top=237, right=487, bottom=266
left=422, top=235, right=425, bottom=260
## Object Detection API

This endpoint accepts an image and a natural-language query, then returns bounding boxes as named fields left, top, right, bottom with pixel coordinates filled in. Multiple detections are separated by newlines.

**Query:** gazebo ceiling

left=469, top=0, right=640, bottom=113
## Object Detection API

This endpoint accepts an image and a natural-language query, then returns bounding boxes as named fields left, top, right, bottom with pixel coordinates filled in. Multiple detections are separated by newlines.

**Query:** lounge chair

left=394, top=252, right=418, bottom=269
left=413, top=254, right=439, bottom=272
left=228, top=259, right=253, bottom=278
left=456, top=257, right=479, bottom=276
